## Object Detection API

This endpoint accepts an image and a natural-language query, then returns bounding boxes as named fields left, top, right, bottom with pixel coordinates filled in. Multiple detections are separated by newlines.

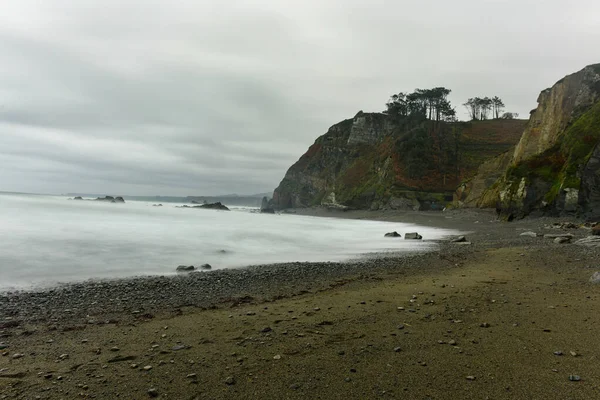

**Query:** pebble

left=261, top=327, right=272, bottom=333
left=393, top=347, right=401, bottom=352
left=148, top=388, right=159, bottom=397
left=480, top=322, right=491, bottom=328
left=246, top=311, right=256, bottom=316
left=466, top=376, right=476, bottom=381
left=12, top=353, right=24, bottom=359
left=143, top=365, right=153, bottom=371
left=569, top=375, right=581, bottom=382
left=273, top=354, right=281, bottom=360
left=338, top=350, right=345, bottom=356
left=186, top=373, right=197, bottom=379
left=290, top=383, right=301, bottom=390
left=397, top=324, right=405, bottom=330
left=570, top=351, right=579, bottom=357
left=225, top=376, right=236, bottom=385
left=553, top=351, right=563, bottom=356
left=449, top=340, right=457, bottom=346
left=0, top=343, right=7, bottom=350
left=110, top=346, right=120, bottom=352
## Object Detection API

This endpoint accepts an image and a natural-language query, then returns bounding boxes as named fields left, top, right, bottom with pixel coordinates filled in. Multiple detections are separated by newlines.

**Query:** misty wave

left=0, top=194, right=460, bottom=291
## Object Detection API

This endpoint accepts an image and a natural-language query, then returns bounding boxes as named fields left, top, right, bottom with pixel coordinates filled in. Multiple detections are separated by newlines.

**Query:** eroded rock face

left=580, top=143, right=600, bottom=220
left=513, top=65, right=600, bottom=164
left=457, top=64, right=600, bottom=219
left=272, top=111, right=524, bottom=210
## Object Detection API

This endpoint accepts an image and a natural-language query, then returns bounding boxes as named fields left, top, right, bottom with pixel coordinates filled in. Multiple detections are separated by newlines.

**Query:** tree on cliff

left=385, top=87, right=455, bottom=121
left=492, top=96, right=505, bottom=119
left=464, top=96, right=503, bottom=120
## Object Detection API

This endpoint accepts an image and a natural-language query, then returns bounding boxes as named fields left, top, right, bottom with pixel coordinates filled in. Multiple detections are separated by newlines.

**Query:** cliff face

left=272, top=111, right=525, bottom=210
left=458, top=64, right=600, bottom=219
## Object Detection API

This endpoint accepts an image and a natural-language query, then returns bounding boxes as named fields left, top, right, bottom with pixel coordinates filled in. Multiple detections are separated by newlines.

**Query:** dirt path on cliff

left=2, top=241, right=600, bottom=399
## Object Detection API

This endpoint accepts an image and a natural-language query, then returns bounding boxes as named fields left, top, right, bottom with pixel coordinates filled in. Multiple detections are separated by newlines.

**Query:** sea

left=0, top=193, right=460, bottom=291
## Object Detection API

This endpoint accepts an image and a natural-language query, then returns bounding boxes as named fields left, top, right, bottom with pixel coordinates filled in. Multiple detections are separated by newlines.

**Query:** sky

left=1, top=1, right=599, bottom=196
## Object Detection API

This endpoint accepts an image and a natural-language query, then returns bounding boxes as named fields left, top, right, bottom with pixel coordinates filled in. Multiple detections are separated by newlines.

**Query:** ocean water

left=0, top=193, right=460, bottom=291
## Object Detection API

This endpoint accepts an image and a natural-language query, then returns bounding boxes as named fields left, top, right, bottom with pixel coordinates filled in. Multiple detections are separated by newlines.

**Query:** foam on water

left=0, top=194, right=460, bottom=291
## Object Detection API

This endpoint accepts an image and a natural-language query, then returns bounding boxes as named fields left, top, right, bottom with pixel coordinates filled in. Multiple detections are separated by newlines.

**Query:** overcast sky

left=1, top=0, right=599, bottom=196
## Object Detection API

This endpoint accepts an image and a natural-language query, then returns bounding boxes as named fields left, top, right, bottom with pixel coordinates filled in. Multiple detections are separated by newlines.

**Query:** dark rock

left=384, top=231, right=401, bottom=238
left=554, top=236, right=571, bottom=244
left=200, top=264, right=212, bottom=270
left=404, top=232, right=423, bottom=240
left=73, top=196, right=83, bottom=200
left=260, top=196, right=275, bottom=213
left=148, top=388, right=159, bottom=397
left=196, top=202, right=230, bottom=211
left=176, top=265, right=195, bottom=272
left=224, top=376, right=235, bottom=385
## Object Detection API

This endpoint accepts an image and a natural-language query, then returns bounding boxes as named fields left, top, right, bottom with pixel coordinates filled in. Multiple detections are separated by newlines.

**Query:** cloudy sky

left=1, top=0, right=599, bottom=196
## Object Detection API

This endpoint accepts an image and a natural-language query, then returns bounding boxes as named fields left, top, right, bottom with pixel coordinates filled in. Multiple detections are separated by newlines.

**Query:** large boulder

left=384, top=231, right=401, bottom=238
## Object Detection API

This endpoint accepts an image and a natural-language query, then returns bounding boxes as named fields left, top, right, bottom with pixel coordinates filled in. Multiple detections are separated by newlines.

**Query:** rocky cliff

left=272, top=111, right=525, bottom=210
left=456, top=64, right=600, bottom=219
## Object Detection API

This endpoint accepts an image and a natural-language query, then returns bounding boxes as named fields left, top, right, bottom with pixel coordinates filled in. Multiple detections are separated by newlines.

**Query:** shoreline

left=2, top=209, right=600, bottom=399
left=0, top=208, right=589, bottom=325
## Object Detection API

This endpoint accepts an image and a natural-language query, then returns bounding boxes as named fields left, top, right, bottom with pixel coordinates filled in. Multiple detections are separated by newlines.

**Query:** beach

left=1, top=209, right=600, bottom=399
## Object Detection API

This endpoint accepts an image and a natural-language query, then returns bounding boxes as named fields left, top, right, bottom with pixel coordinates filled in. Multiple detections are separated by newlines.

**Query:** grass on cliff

left=504, top=101, right=600, bottom=203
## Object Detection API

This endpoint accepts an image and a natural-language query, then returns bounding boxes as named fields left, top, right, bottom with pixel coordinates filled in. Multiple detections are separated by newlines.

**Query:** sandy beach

left=2, top=209, right=600, bottom=399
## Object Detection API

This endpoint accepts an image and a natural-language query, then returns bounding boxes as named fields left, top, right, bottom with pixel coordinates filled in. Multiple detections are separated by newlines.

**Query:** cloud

left=1, top=0, right=599, bottom=195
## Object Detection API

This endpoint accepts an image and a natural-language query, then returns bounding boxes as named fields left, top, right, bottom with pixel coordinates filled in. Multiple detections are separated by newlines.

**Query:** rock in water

left=260, top=196, right=275, bottom=214
left=520, top=231, right=538, bottom=238
left=176, top=265, right=195, bottom=272
left=73, top=196, right=83, bottom=200
left=384, top=231, right=401, bottom=238
left=451, top=236, right=466, bottom=243
left=589, top=272, right=600, bottom=284
left=200, top=264, right=212, bottom=270
left=405, top=232, right=422, bottom=240
left=195, top=202, right=230, bottom=211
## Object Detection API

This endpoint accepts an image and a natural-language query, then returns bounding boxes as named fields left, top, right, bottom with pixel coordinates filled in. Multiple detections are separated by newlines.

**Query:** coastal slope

left=456, top=64, right=600, bottom=219
left=272, top=112, right=525, bottom=211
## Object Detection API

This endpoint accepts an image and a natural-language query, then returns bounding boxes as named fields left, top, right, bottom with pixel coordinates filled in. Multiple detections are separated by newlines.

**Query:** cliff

left=272, top=111, right=525, bottom=210
left=456, top=64, right=600, bottom=219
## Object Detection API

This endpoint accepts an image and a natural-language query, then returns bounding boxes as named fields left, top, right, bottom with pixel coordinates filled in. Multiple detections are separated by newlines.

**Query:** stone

left=225, top=376, right=235, bottom=385
left=404, top=232, right=423, bottom=240
left=176, top=265, right=195, bottom=272
left=12, top=353, right=24, bottom=359
left=393, top=347, right=401, bottom=352
left=589, top=272, right=600, bottom=284
left=520, top=231, right=538, bottom=238
left=569, top=375, right=581, bottom=382
left=575, top=236, right=600, bottom=247
left=290, top=383, right=301, bottom=390
left=553, top=351, right=563, bottom=356
left=466, top=376, right=476, bottom=381
left=451, top=236, right=467, bottom=243
left=273, top=354, right=281, bottom=360
left=200, top=264, right=212, bottom=270
left=554, top=236, right=571, bottom=244
left=148, top=388, right=159, bottom=397
left=143, top=365, right=153, bottom=371
left=480, top=322, right=491, bottom=328
left=448, top=340, right=457, bottom=346
left=0, top=343, right=7, bottom=350
left=384, top=231, right=401, bottom=238
left=544, top=233, right=574, bottom=239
